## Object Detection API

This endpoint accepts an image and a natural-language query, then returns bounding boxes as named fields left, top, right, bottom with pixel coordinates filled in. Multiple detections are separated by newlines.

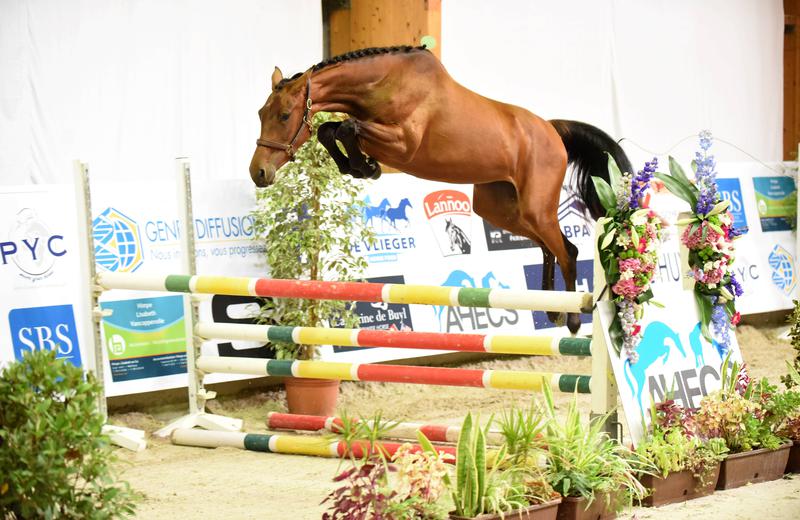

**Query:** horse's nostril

left=259, top=169, right=266, bottom=179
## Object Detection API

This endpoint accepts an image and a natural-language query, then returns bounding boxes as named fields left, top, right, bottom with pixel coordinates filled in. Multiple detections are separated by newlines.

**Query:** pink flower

left=682, top=222, right=721, bottom=250
left=619, top=258, right=642, bottom=273
left=612, top=278, right=643, bottom=299
left=731, top=311, right=741, bottom=326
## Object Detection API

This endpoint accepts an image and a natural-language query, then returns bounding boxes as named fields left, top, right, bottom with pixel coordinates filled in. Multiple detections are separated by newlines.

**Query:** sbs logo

left=93, top=207, right=144, bottom=272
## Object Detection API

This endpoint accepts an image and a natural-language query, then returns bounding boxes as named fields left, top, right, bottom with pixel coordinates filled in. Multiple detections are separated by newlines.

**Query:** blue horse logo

left=623, top=321, right=687, bottom=411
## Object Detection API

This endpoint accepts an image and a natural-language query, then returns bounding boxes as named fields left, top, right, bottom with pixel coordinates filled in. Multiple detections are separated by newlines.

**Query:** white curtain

left=442, top=0, right=783, bottom=168
left=0, top=0, right=322, bottom=185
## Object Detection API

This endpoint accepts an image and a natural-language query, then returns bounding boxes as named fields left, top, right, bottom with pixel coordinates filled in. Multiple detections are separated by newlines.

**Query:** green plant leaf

left=600, top=229, right=617, bottom=250
left=654, top=172, right=697, bottom=208
left=592, top=176, right=617, bottom=213
left=668, top=156, right=692, bottom=186
left=607, top=153, right=623, bottom=194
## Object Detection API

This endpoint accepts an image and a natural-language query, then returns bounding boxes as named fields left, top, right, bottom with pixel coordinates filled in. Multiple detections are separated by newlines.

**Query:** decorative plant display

left=693, top=359, right=798, bottom=453
left=592, top=156, right=663, bottom=362
left=655, top=131, right=743, bottom=355
left=251, top=112, right=376, bottom=360
left=636, top=400, right=728, bottom=488
left=0, top=349, right=139, bottom=519
left=783, top=299, right=800, bottom=390
left=323, top=412, right=451, bottom=519
left=451, top=413, right=529, bottom=518
left=540, top=384, right=650, bottom=512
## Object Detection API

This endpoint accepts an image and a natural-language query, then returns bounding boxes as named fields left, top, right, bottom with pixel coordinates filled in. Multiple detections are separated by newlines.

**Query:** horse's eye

left=280, top=113, right=290, bottom=121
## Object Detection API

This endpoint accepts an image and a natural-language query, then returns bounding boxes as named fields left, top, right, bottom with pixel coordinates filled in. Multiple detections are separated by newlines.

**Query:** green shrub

left=0, top=349, right=138, bottom=519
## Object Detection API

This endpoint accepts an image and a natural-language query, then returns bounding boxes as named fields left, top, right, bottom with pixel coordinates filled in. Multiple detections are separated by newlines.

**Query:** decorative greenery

left=540, top=384, right=650, bottom=511
left=779, top=364, right=800, bottom=440
left=0, top=349, right=138, bottom=519
left=693, top=358, right=796, bottom=453
left=592, top=155, right=663, bottom=362
left=322, top=459, right=397, bottom=520
left=783, top=299, right=800, bottom=389
left=451, top=413, right=529, bottom=517
left=654, top=132, right=743, bottom=354
left=495, top=399, right=547, bottom=468
left=251, top=112, right=376, bottom=360
left=636, top=400, right=728, bottom=488
left=387, top=440, right=450, bottom=520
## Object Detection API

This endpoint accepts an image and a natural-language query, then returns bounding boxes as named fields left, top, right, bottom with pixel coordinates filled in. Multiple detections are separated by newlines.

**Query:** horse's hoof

left=366, top=159, right=381, bottom=180
left=566, top=313, right=581, bottom=335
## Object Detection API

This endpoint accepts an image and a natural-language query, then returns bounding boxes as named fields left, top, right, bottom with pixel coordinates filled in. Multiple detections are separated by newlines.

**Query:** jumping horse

left=249, top=45, right=632, bottom=333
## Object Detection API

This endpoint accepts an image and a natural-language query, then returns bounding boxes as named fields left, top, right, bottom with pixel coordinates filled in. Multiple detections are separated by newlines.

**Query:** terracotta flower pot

left=785, top=440, right=800, bottom=474
left=639, top=464, right=720, bottom=507
left=449, top=499, right=562, bottom=520
left=283, top=378, right=339, bottom=416
left=556, top=493, right=616, bottom=520
left=716, top=442, right=792, bottom=490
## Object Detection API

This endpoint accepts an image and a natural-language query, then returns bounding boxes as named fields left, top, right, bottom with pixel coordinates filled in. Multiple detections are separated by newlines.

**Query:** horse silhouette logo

left=382, top=198, right=413, bottom=229
left=445, top=218, right=471, bottom=254
left=623, top=321, right=687, bottom=412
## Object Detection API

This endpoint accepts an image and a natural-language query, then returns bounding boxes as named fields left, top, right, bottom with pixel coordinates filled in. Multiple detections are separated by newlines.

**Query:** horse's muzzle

left=249, top=162, right=276, bottom=188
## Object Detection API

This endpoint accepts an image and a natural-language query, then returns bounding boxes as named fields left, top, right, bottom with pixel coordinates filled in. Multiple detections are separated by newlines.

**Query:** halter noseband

left=255, top=77, right=313, bottom=160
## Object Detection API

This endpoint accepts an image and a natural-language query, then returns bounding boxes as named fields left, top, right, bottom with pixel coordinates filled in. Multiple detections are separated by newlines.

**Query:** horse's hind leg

left=335, top=119, right=382, bottom=180
left=318, top=122, right=354, bottom=176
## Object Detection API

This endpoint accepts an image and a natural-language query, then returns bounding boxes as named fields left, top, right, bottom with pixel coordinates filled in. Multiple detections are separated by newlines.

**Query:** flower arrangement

left=593, top=156, right=663, bottom=362
left=655, top=131, right=744, bottom=355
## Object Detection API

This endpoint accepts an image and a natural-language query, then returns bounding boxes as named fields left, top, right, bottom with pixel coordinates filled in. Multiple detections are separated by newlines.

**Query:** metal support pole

left=153, top=159, right=242, bottom=437
left=73, top=160, right=146, bottom=451
left=590, top=223, right=620, bottom=441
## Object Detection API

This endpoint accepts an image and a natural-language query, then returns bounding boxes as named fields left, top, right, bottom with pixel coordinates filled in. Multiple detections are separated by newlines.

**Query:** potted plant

left=694, top=359, right=798, bottom=489
left=539, top=385, right=649, bottom=520
left=450, top=413, right=560, bottom=520
left=782, top=301, right=800, bottom=473
left=635, top=399, right=727, bottom=506
left=322, top=413, right=451, bottom=519
left=251, top=112, right=375, bottom=415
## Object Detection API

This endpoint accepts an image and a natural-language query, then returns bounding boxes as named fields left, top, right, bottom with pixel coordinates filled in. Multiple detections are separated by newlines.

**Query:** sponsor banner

left=717, top=178, right=748, bottom=231
left=333, top=274, right=414, bottom=355
left=423, top=190, right=473, bottom=256
left=8, top=304, right=82, bottom=367
left=354, top=194, right=418, bottom=264
left=753, top=176, right=796, bottom=232
left=599, top=290, right=743, bottom=445
left=482, top=220, right=537, bottom=251
left=100, top=296, right=187, bottom=382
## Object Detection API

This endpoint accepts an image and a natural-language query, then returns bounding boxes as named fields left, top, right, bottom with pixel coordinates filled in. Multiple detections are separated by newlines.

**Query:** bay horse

left=249, top=45, right=632, bottom=333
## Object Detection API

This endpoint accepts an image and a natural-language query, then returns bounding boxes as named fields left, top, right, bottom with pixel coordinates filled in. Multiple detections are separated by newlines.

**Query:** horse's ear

left=271, top=67, right=283, bottom=90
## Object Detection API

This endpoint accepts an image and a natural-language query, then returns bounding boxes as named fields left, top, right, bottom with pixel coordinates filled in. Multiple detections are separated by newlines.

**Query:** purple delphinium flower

left=728, top=225, right=745, bottom=238
left=711, top=299, right=730, bottom=356
left=629, top=158, right=658, bottom=210
left=694, top=130, right=718, bottom=216
left=729, top=274, right=744, bottom=298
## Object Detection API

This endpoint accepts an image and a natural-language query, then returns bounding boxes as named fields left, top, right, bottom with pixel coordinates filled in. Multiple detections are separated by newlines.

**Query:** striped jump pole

left=97, top=272, right=593, bottom=314
left=267, top=412, right=505, bottom=445
left=196, top=356, right=591, bottom=393
left=197, top=323, right=592, bottom=357
left=171, top=428, right=456, bottom=462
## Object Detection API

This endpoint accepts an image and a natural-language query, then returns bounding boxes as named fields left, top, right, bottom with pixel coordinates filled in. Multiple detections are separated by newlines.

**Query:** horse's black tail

left=549, top=119, right=632, bottom=221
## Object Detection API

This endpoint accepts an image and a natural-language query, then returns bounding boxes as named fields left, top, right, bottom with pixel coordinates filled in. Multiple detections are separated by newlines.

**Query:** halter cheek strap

left=256, top=77, right=313, bottom=160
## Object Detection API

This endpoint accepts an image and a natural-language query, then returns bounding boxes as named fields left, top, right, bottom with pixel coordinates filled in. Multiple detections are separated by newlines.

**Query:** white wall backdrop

left=0, top=0, right=322, bottom=185
left=0, top=0, right=784, bottom=184
left=442, top=0, right=783, bottom=168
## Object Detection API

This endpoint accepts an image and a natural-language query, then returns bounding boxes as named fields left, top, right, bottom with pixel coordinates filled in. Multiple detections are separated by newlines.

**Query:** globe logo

left=93, top=208, right=144, bottom=272
left=768, top=245, right=796, bottom=295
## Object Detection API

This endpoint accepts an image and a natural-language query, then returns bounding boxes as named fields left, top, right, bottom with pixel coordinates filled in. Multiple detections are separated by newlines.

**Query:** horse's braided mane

left=274, top=44, right=428, bottom=91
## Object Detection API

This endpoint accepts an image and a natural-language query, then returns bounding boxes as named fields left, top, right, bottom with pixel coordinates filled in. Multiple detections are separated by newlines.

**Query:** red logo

left=423, top=190, right=471, bottom=219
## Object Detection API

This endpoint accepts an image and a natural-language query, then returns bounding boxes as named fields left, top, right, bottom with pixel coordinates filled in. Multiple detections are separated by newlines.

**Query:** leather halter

left=255, top=77, right=313, bottom=160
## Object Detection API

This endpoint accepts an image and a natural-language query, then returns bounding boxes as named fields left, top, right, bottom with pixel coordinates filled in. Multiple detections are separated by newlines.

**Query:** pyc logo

left=93, top=207, right=144, bottom=272
left=8, top=305, right=82, bottom=367
left=768, top=245, right=796, bottom=295
left=1, top=208, right=66, bottom=281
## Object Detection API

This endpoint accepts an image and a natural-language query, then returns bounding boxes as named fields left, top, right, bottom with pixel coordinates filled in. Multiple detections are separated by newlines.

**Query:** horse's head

left=249, top=67, right=313, bottom=187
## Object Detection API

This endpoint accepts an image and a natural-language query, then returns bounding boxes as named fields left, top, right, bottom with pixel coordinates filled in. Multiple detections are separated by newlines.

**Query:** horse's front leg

left=317, top=121, right=355, bottom=177
left=335, top=119, right=381, bottom=180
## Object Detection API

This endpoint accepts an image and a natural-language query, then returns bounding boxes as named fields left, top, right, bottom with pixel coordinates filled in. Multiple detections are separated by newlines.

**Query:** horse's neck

left=312, top=62, right=388, bottom=115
